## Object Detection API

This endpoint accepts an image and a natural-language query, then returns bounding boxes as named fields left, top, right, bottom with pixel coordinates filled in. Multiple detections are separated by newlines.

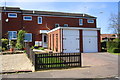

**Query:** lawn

left=38, top=54, right=67, bottom=68
left=111, top=53, right=120, bottom=55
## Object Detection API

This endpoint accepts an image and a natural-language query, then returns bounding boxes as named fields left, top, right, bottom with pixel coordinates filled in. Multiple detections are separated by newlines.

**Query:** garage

left=63, top=29, right=80, bottom=53
left=83, top=30, right=98, bottom=53
left=48, top=27, right=100, bottom=53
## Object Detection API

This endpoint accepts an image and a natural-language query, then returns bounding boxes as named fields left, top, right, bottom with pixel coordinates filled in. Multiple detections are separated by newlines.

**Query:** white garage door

left=83, top=30, right=98, bottom=53
left=63, top=29, right=80, bottom=53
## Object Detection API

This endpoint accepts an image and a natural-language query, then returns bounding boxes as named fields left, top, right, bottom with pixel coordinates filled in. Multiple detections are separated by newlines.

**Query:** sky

left=0, top=1, right=119, bottom=34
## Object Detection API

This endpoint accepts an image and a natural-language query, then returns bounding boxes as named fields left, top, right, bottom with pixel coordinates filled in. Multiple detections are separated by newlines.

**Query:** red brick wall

left=97, top=30, right=101, bottom=52
left=2, top=12, right=96, bottom=46
left=48, top=29, right=61, bottom=53
left=79, top=30, right=83, bottom=52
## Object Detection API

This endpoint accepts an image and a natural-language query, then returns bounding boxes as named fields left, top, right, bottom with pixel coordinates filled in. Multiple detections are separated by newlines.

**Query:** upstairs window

left=38, top=17, right=42, bottom=24
left=64, top=24, right=68, bottom=27
left=24, top=33, right=32, bottom=42
left=23, top=16, right=32, bottom=21
left=8, top=31, right=17, bottom=40
left=87, top=19, right=94, bottom=23
left=8, top=13, right=17, bottom=18
left=79, top=19, right=83, bottom=25
left=55, top=24, right=59, bottom=28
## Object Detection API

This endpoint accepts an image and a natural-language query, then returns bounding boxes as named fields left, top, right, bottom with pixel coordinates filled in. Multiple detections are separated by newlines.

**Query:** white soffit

left=48, top=27, right=100, bottom=33
left=40, top=30, right=49, bottom=34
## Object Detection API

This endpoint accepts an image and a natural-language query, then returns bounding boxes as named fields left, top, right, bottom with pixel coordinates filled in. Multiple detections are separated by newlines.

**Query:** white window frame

left=8, top=31, right=17, bottom=40
left=23, top=16, right=32, bottom=21
left=8, top=13, right=17, bottom=18
left=79, top=19, right=83, bottom=25
left=87, top=19, right=94, bottom=23
left=24, top=33, right=32, bottom=42
left=55, top=24, right=60, bottom=27
left=64, top=24, right=68, bottom=27
left=38, top=17, right=42, bottom=24
left=0, top=13, right=1, bottom=20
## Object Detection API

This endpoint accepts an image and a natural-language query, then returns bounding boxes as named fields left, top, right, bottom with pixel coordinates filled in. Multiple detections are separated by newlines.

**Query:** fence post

left=80, top=53, right=82, bottom=67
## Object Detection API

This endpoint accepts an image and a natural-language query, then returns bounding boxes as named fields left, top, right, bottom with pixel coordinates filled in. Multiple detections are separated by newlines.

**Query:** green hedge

left=107, top=40, right=120, bottom=53
left=112, top=48, right=120, bottom=53
left=1, top=39, right=9, bottom=50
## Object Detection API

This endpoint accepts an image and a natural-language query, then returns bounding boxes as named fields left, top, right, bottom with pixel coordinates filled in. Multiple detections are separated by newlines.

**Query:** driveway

left=1, top=53, right=34, bottom=73
left=2, top=52, right=119, bottom=78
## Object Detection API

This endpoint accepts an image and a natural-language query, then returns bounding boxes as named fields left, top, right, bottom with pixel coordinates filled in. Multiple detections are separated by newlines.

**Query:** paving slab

left=1, top=53, right=34, bottom=73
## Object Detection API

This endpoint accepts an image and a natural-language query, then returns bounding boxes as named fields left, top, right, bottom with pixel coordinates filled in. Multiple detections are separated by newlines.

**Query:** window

left=55, top=24, right=59, bottom=27
left=64, top=24, right=68, bottom=27
left=8, top=13, right=17, bottom=18
left=23, top=16, right=32, bottom=21
left=38, top=17, right=42, bottom=24
left=87, top=19, right=94, bottom=23
left=8, top=31, right=17, bottom=40
left=79, top=19, right=83, bottom=25
left=24, top=33, right=32, bottom=42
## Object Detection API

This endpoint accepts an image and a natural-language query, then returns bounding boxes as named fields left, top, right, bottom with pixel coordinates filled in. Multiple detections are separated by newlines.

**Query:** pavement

left=1, top=53, right=34, bottom=73
left=1, top=52, right=119, bottom=78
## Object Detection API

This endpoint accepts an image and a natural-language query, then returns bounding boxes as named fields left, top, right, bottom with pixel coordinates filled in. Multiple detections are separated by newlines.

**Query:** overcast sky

left=0, top=0, right=119, bottom=34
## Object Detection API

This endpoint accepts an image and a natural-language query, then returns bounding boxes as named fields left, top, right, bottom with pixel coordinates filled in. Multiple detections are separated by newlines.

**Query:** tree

left=108, top=13, right=119, bottom=34
left=16, top=30, right=26, bottom=50
left=109, top=14, right=120, bottom=34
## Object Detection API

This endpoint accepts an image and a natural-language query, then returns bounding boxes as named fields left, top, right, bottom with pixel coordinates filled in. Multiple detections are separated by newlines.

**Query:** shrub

left=1, top=38, right=9, bottom=50
left=38, top=47, right=44, bottom=50
left=107, top=41, right=120, bottom=53
left=16, top=30, right=26, bottom=50
left=113, top=38, right=120, bottom=42
left=112, top=48, right=120, bottom=53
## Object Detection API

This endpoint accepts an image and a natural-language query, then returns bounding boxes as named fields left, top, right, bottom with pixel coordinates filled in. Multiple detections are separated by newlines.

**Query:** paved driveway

left=2, top=52, right=119, bottom=78
left=1, top=53, right=34, bottom=72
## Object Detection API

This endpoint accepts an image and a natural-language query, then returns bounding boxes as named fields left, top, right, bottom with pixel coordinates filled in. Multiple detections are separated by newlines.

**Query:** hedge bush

left=16, top=30, right=26, bottom=50
left=112, top=48, right=120, bottom=53
left=107, top=40, right=120, bottom=53
left=1, top=38, right=9, bottom=50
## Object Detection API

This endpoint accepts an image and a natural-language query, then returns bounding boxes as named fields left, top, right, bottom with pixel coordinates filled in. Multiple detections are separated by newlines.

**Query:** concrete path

left=1, top=53, right=34, bottom=72
left=1, top=52, right=119, bottom=78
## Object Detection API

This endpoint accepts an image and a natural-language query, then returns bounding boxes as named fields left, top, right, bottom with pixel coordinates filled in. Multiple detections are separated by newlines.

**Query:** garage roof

left=48, top=27, right=101, bottom=33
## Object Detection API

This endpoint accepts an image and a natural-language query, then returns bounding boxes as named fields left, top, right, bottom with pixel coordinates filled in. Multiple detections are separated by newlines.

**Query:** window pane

left=24, top=33, right=32, bottom=42
left=13, top=32, right=17, bottom=38
left=88, top=19, right=94, bottom=23
left=38, top=17, right=42, bottom=24
left=8, top=32, right=12, bottom=40
left=24, top=16, right=32, bottom=20
left=8, top=13, right=17, bottom=18
left=79, top=19, right=83, bottom=25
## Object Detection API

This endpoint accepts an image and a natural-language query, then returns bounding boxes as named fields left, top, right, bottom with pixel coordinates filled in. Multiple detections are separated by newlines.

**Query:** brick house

left=101, top=34, right=118, bottom=41
left=0, top=7, right=101, bottom=53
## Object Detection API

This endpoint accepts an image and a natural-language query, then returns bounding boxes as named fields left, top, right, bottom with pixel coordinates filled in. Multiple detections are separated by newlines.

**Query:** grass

left=38, top=54, right=67, bottom=68
left=111, top=53, right=120, bottom=55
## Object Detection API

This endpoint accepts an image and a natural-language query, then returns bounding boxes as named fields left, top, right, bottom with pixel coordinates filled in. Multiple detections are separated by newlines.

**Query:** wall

left=0, top=8, right=2, bottom=47
left=48, top=29, right=61, bottom=53
left=2, top=11, right=97, bottom=46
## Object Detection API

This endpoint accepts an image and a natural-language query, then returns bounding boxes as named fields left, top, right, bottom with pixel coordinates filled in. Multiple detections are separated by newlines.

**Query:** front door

left=42, top=34, right=48, bottom=48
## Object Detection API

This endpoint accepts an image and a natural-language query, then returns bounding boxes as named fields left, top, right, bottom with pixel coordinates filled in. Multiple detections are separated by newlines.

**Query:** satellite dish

left=5, top=18, right=9, bottom=22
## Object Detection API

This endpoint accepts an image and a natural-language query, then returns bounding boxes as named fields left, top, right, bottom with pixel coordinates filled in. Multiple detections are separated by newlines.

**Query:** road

left=1, top=52, right=119, bottom=78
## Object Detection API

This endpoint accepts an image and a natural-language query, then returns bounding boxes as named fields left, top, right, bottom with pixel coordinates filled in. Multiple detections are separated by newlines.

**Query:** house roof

left=1, top=7, right=96, bottom=18
left=101, top=34, right=118, bottom=38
